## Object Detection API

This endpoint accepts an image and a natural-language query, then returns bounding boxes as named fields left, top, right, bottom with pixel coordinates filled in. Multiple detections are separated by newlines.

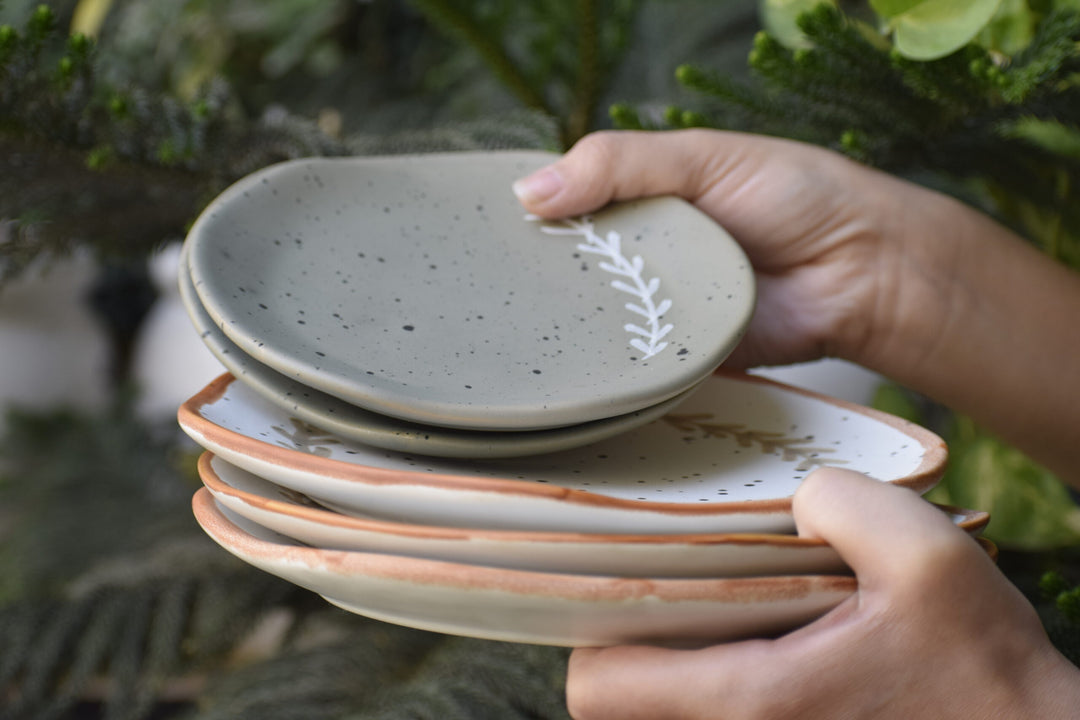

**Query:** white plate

left=193, top=488, right=858, bottom=647
left=178, top=252, right=696, bottom=458
left=200, top=452, right=987, bottom=578
left=185, top=152, right=754, bottom=430
left=178, top=371, right=948, bottom=534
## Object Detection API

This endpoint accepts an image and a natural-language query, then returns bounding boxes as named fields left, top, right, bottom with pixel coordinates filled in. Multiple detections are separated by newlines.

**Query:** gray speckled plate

left=185, top=152, right=754, bottom=430
left=178, top=246, right=699, bottom=458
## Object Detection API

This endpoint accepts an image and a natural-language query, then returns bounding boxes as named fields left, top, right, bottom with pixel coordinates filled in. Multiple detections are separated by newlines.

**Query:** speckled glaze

left=199, top=452, right=987, bottom=578
left=178, top=251, right=698, bottom=458
left=178, top=370, right=948, bottom=534
left=193, top=488, right=858, bottom=646
left=184, top=152, right=755, bottom=430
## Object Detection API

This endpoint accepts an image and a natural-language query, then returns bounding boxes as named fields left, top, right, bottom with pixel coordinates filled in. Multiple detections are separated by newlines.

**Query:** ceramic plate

left=178, top=252, right=696, bottom=458
left=185, top=152, right=755, bottom=430
left=199, top=452, right=987, bottom=578
left=193, top=488, right=858, bottom=647
left=178, top=371, right=948, bottom=534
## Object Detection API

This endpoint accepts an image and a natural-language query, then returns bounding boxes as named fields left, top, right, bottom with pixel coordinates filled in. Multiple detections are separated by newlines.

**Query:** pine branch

left=406, top=0, right=553, bottom=118
left=999, top=9, right=1080, bottom=104
left=628, top=4, right=1080, bottom=267
left=190, top=619, right=443, bottom=720
left=0, top=568, right=304, bottom=720
left=567, top=0, right=601, bottom=144
left=355, top=639, right=572, bottom=720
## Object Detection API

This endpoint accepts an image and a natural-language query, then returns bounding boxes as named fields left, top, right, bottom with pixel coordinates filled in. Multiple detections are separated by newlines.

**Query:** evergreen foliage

left=0, top=2, right=561, bottom=284
left=404, top=0, right=640, bottom=147
left=613, top=3, right=1080, bottom=267
left=5, top=0, right=1080, bottom=716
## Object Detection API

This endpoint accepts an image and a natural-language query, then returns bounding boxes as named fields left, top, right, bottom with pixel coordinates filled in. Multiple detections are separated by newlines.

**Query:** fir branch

left=406, top=0, right=553, bottom=119
left=356, top=639, right=572, bottom=720
left=634, top=5, right=1080, bottom=267
left=0, top=568, right=305, bottom=720
left=999, top=9, right=1080, bottom=105
left=190, top=619, right=443, bottom=720
left=747, top=30, right=933, bottom=142
left=568, top=0, right=601, bottom=144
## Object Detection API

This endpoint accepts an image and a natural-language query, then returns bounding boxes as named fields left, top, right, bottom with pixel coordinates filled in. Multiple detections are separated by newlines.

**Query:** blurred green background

left=2, top=0, right=1080, bottom=717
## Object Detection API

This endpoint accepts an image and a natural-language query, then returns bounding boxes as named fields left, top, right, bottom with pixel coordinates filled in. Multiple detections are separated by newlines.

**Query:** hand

left=513, top=128, right=954, bottom=370
left=513, top=129, right=1080, bottom=484
left=565, top=468, right=1080, bottom=720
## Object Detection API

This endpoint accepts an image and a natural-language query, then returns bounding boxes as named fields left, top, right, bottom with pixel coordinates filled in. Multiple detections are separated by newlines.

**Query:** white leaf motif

left=529, top=214, right=675, bottom=360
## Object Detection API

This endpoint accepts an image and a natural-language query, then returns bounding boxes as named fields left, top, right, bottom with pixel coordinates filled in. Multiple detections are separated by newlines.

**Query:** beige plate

left=179, top=370, right=948, bottom=534
left=194, top=488, right=857, bottom=647
left=194, top=490, right=996, bottom=647
left=200, top=451, right=988, bottom=578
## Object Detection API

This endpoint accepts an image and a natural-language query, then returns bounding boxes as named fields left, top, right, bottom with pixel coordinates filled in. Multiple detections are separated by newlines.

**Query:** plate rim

left=178, top=369, right=949, bottom=518
left=178, top=247, right=698, bottom=457
left=184, top=151, right=756, bottom=429
left=193, top=487, right=857, bottom=601
left=200, top=451, right=986, bottom=544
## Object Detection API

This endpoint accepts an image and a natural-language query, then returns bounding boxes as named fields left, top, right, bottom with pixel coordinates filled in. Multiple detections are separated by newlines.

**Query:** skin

left=512, top=129, right=1080, bottom=719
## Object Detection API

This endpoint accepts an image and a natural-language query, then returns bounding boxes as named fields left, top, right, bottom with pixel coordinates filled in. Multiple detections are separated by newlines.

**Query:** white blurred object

left=132, top=242, right=225, bottom=419
left=0, top=248, right=110, bottom=429
left=750, top=359, right=884, bottom=407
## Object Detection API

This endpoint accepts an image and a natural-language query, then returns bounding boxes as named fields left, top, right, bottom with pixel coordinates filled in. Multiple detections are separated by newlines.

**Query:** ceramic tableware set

left=178, top=152, right=990, bottom=647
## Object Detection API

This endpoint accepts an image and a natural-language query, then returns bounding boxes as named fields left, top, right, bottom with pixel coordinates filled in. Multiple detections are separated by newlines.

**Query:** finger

left=567, top=641, right=777, bottom=720
left=792, top=467, right=985, bottom=591
left=512, top=128, right=766, bottom=218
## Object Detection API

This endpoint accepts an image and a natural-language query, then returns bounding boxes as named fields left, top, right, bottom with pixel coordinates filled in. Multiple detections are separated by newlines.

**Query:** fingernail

left=512, top=167, right=563, bottom=205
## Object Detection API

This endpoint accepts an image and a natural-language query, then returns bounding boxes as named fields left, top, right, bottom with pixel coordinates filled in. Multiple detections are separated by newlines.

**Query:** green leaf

left=871, top=0, right=925, bottom=19
left=759, top=0, right=837, bottom=49
left=891, top=0, right=1005, bottom=60
left=978, top=0, right=1036, bottom=54
left=1001, top=117, right=1080, bottom=159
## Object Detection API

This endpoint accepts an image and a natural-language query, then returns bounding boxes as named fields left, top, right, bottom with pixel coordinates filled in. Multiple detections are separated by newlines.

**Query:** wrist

left=1007, top=645, right=1080, bottom=719
left=848, top=185, right=1080, bottom=481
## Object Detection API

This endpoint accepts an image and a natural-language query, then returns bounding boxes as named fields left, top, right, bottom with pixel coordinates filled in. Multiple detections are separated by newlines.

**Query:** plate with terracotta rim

left=179, top=251, right=698, bottom=458
left=184, top=152, right=755, bottom=430
left=200, top=451, right=987, bottom=578
left=178, top=370, right=948, bottom=534
left=194, top=488, right=858, bottom=647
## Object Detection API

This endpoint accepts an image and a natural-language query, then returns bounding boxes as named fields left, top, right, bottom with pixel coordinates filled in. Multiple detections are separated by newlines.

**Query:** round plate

left=199, top=452, right=988, bottom=579
left=194, top=488, right=857, bottom=647
left=185, top=152, right=754, bottom=430
left=178, top=370, right=948, bottom=534
left=179, top=252, right=698, bottom=458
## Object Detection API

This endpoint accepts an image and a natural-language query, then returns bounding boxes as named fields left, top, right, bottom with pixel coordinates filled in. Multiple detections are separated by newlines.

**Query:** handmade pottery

left=178, top=370, right=948, bottom=534
left=193, top=488, right=858, bottom=647
left=178, top=253, right=698, bottom=457
left=179, top=247, right=698, bottom=457
left=184, top=152, right=755, bottom=430
left=199, top=452, right=987, bottom=578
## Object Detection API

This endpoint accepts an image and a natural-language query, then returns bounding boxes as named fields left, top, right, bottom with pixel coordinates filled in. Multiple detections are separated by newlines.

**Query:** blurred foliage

left=619, top=0, right=1080, bottom=552
left=3, top=0, right=1080, bottom=715
left=615, top=2, right=1080, bottom=268
left=874, top=383, right=1080, bottom=549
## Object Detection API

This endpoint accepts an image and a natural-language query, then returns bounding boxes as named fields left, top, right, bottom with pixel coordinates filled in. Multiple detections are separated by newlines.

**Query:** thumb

left=512, top=129, right=762, bottom=218
left=792, top=467, right=986, bottom=592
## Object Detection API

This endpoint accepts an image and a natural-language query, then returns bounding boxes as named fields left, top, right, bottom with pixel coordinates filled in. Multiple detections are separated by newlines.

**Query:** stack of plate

left=178, top=152, right=989, bottom=648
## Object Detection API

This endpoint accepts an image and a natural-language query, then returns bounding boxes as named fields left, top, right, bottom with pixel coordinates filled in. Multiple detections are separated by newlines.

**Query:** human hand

left=565, top=467, right=1080, bottom=720
left=513, top=129, right=1080, bottom=484
left=513, top=129, right=958, bottom=370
